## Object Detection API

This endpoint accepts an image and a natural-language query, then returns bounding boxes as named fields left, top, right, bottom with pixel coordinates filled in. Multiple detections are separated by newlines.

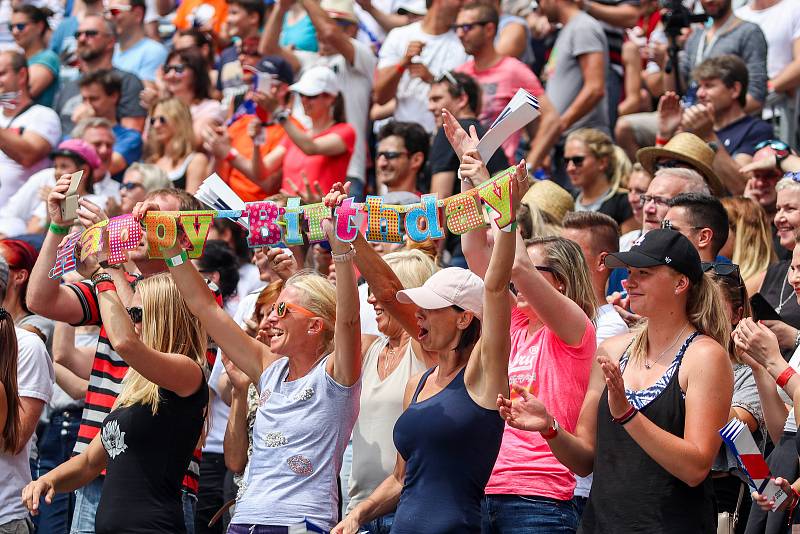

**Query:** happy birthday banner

left=48, top=167, right=518, bottom=279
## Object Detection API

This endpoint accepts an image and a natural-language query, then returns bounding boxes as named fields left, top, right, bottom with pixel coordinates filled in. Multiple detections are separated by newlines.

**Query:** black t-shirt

left=430, top=118, right=509, bottom=264
left=95, top=382, right=208, bottom=534
left=574, top=191, right=633, bottom=226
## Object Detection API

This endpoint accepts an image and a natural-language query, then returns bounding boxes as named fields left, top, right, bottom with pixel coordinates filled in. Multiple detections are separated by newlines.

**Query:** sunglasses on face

left=149, top=115, right=167, bottom=126
left=269, top=301, right=317, bottom=318
left=163, top=64, right=187, bottom=75
left=8, top=23, right=26, bottom=32
left=127, top=306, right=142, bottom=323
left=377, top=151, right=408, bottom=160
left=238, top=48, right=261, bottom=57
left=564, top=156, right=585, bottom=167
left=451, top=20, right=491, bottom=32
left=120, top=182, right=144, bottom=191
left=74, top=29, right=103, bottom=39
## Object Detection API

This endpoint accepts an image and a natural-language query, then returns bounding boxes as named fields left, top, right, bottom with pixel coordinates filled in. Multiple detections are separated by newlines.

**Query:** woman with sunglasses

left=498, top=228, right=733, bottom=533
left=335, top=158, right=520, bottom=533
left=22, top=272, right=209, bottom=534
left=131, top=189, right=363, bottom=531
left=10, top=5, right=59, bottom=107
left=704, top=262, right=763, bottom=534
left=144, top=96, right=210, bottom=193
left=115, top=163, right=171, bottom=215
left=565, top=128, right=637, bottom=233
left=142, top=49, right=224, bottom=148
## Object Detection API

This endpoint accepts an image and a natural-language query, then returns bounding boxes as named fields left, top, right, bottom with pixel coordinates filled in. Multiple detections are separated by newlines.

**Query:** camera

left=660, top=0, right=708, bottom=37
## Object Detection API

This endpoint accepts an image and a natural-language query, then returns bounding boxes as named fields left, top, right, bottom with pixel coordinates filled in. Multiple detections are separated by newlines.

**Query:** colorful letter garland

left=49, top=168, right=517, bottom=279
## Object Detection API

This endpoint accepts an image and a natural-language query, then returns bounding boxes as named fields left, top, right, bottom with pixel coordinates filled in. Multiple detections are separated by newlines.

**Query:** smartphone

left=750, top=293, right=783, bottom=322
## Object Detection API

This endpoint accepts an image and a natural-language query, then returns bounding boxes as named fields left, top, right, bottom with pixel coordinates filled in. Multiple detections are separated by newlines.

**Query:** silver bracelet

left=331, top=245, right=356, bottom=263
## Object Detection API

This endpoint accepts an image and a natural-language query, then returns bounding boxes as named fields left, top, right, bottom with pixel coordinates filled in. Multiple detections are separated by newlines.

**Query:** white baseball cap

left=397, top=267, right=484, bottom=320
left=289, top=66, right=340, bottom=97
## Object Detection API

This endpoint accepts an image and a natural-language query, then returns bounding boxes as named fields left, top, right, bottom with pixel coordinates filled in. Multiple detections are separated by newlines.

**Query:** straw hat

left=636, top=133, right=723, bottom=196
left=521, top=179, right=574, bottom=224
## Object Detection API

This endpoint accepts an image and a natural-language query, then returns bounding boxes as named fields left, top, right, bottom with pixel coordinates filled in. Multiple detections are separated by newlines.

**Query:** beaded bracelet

left=49, top=222, right=70, bottom=235
left=332, top=245, right=356, bottom=263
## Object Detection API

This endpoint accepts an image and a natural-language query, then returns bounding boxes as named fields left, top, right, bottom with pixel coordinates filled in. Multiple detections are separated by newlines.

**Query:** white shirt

left=0, top=167, right=54, bottom=237
left=0, top=328, right=54, bottom=524
left=736, top=0, right=800, bottom=79
left=0, top=105, right=61, bottom=206
left=377, top=21, right=468, bottom=133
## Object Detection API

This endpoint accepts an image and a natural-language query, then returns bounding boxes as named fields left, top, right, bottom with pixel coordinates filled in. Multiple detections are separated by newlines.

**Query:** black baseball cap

left=254, top=56, right=294, bottom=85
left=604, top=229, right=703, bottom=284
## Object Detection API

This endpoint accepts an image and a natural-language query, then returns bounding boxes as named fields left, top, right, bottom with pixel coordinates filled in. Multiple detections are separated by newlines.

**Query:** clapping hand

left=497, top=384, right=552, bottom=432
left=598, top=355, right=632, bottom=420
left=443, top=109, right=479, bottom=161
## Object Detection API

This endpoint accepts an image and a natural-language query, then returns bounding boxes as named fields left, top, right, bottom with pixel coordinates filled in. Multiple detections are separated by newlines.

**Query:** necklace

left=777, top=269, right=794, bottom=314
left=382, top=338, right=408, bottom=377
left=644, top=324, right=688, bottom=369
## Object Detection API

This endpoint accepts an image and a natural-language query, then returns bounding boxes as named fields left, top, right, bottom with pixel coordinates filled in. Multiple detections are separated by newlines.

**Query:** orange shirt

left=173, top=0, right=228, bottom=35
left=217, top=114, right=302, bottom=202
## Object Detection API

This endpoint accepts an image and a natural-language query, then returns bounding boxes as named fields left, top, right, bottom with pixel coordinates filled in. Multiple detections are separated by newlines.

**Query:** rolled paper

left=334, top=198, right=361, bottom=242
left=179, top=211, right=215, bottom=258
left=445, top=190, right=486, bottom=235
left=48, top=231, right=82, bottom=279
left=478, top=170, right=515, bottom=230
left=365, top=196, right=403, bottom=243
left=79, top=220, right=108, bottom=261
left=145, top=211, right=178, bottom=258
left=283, top=197, right=304, bottom=246
left=106, top=214, right=142, bottom=264
left=244, top=201, right=284, bottom=248
left=303, top=202, right=330, bottom=243
left=405, top=194, right=445, bottom=243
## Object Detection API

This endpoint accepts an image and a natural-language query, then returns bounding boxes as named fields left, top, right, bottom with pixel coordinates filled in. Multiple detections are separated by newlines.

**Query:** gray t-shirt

left=544, top=11, right=609, bottom=135
left=679, top=18, right=768, bottom=103
left=53, top=67, right=147, bottom=136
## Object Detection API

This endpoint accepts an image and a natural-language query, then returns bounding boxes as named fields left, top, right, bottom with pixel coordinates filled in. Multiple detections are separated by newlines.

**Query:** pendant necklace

left=644, top=324, right=688, bottom=370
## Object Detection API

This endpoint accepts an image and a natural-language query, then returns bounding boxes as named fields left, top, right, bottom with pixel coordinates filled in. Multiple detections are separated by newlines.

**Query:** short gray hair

left=125, top=163, right=171, bottom=192
left=776, top=177, right=800, bottom=192
left=653, top=167, right=710, bottom=195
left=71, top=117, right=116, bottom=141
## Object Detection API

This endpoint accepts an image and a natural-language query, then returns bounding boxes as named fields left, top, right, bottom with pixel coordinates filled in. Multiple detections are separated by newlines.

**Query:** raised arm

left=510, top=225, right=589, bottom=346
left=301, top=0, right=355, bottom=64
left=323, top=182, right=361, bottom=386
left=282, top=118, right=347, bottom=157
left=93, top=268, right=203, bottom=398
left=131, top=203, right=275, bottom=385
left=52, top=322, right=93, bottom=380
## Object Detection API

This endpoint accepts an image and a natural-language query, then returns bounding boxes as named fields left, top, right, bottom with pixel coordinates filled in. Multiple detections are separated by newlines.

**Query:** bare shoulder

left=682, top=335, right=729, bottom=370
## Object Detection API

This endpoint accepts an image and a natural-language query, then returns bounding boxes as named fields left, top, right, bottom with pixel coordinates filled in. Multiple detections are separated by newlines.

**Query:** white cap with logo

left=396, top=267, right=484, bottom=320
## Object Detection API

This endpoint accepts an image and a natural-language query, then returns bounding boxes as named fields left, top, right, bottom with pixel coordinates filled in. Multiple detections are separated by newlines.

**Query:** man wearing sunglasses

left=375, top=120, right=429, bottom=196
left=108, top=0, right=168, bottom=84
left=53, top=14, right=147, bottom=135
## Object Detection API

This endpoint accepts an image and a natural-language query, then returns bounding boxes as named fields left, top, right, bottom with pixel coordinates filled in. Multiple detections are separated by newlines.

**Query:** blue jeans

left=364, top=512, right=394, bottom=534
left=573, top=496, right=588, bottom=519
left=183, top=490, right=197, bottom=534
left=35, top=408, right=81, bottom=534
left=70, top=477, right=103, bottom=534
left=481, top=495, right=578, bottom=534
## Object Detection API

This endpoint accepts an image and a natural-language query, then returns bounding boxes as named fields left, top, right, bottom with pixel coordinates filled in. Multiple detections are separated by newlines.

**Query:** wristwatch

left=274, top=109, right=290, bottom=125
left=540, top=417, right=559, bottom=440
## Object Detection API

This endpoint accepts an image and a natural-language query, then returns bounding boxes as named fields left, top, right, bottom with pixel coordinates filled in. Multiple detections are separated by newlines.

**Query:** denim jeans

left=183, top=491, right=197, bottom=534
left=363, top=512, right=394, bottom=534
left=195, top=453, right=226, bottom=534
left=70, top=477, right=103, bottom=534
left=35, top=408, right=81, bottom=534
left=481, top=495, right=578, bottom=534
left=573, top=496, right=588, bottom=519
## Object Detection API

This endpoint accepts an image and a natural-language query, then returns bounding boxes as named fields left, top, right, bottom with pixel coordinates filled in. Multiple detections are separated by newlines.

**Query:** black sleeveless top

left=579, top=333, right=716, bottom=534
left=761, top=260, right=800, bottom=330
left=95, top=383, right=208, bottom=534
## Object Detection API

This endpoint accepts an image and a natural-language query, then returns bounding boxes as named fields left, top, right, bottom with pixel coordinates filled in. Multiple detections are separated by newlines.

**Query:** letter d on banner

left=405, top=194, right=444, bottom=243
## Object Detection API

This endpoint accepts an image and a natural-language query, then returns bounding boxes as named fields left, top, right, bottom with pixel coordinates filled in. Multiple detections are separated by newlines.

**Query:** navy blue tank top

left=391, top=366, right=505, bottom=533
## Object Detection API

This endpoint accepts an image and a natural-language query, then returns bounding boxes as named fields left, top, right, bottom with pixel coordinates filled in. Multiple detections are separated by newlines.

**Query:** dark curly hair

left=195, top=240, right=240, bottom=302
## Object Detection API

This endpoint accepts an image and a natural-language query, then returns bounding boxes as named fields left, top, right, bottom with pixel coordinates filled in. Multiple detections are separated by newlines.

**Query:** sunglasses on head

left=564, top=156, right=585, bottom=167
left=701, top=262, right=740, bottom=278
left=269, top=301, right=317, bottom=318
left=149, top=115, right=167, bottom=126
left=127, top=306, right=142, bottom=323
left=8, top=23, right=26, bottom=32
left=434, top=71, right=462, bottom=93
left=163, top=64, right=187, bottom=75
left=755, top=139, right=791, bottom=153
left=106, top=5, right=132, bottom=16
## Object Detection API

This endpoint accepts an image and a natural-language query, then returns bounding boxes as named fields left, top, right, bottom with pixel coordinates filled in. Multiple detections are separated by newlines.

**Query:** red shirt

left=280, top=122, right=356, bottom=194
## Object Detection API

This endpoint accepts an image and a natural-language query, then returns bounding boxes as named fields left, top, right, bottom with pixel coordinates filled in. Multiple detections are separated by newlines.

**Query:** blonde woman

left=22, top=273, right=209, bottom=534
left=498, top=229, right=734, bottom=532
left=564, top=128, right=637, bottom=233
left=145, top=97, right=209, bottom=193
left=720, top=197, right=777, bottom=297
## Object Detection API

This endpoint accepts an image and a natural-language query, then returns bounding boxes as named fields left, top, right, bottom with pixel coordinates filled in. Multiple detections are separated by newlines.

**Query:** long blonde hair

left=285, top=270, right=337, bottom=356
left=628, top=272, right=730, bottom=363
left=525, top=236, right=597, bottom=321
left=145, top=97, right=195, bottom=164
left=722, top=197, right=776, bottom=281
left=114, top=273, right=208, bottom=415
left=566, top=128, right=631, bottom=200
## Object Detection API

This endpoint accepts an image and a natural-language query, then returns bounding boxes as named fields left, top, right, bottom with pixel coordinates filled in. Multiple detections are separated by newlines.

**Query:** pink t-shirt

left=457, top=57, right=545, bottom=163
left=280, top=122, right=356, bottom=194
left=485, top=307, right=596, bottom=500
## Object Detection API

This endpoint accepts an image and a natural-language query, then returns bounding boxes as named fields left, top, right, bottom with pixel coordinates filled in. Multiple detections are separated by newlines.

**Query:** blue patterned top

left=619, top=331, right=700, bottom=410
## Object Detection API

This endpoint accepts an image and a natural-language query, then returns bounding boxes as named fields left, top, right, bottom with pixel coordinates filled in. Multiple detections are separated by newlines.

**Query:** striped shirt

left=593, top=0, right=641, bottom=74
left=67, top=276, right=222, bottom=496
